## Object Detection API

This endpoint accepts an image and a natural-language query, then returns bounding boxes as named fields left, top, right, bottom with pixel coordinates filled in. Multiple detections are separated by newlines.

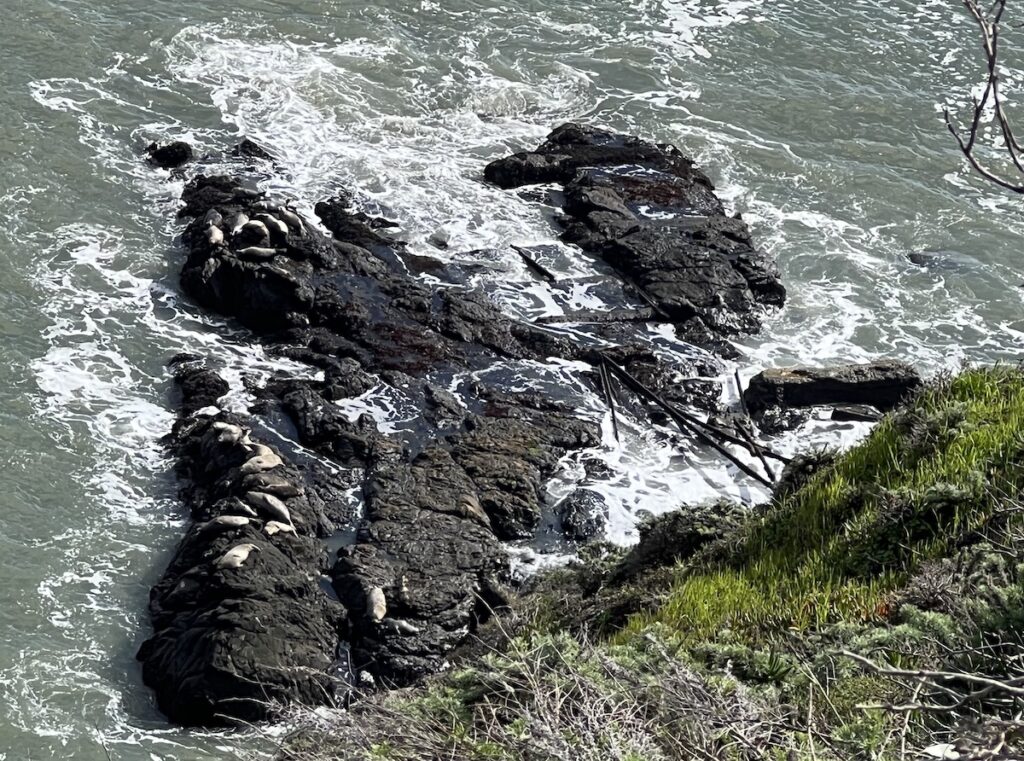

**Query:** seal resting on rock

left=197, top=515, right=250, bottom=534
left=366, top=586, right=387, bottom=622
left=244, top=491, right=293, bottom=527
left=239, top=450, right=284, bottom=474
left=264, top=520, right=296, bottom=536
left=214, top=542, right=261, bottom=570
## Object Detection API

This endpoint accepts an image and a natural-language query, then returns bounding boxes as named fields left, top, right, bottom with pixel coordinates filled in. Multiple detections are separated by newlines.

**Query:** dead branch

left=946, top=0, right=1024, bottom=192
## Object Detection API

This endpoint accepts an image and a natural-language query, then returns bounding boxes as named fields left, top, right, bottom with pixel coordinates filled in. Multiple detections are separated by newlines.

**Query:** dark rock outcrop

left=138, top=363, right=346, bottom=726
left=142, top=122, right=784, bottom=725
left=744, top=361, right=922, bottom=416
left=556, top=488, right=609, bottom=542
left=147, top=140, right=194, bottom=169
left=485, top=124, right=786, bottom=347
left=144, top=160, right=612, bottom=721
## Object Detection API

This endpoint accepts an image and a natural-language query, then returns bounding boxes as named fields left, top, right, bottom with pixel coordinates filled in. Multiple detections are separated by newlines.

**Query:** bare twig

left=945, top=0, right=1024, bottom=192
left=599, top=354, right=775, bottom=488
left=599, top=358, right=621, bottom=443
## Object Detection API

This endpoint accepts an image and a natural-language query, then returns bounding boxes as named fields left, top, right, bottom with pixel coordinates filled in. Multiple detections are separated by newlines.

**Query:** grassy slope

left=628, top=367, right=1024, bottom=641
left=277, top=368, right=1024, bottom=760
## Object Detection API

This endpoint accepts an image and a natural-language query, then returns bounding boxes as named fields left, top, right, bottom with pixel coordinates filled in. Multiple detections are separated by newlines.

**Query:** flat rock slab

left=744, top=361, right=922, bottom=415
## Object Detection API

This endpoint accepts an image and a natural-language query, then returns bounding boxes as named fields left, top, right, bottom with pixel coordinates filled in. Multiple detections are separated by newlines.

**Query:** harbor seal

left=458, top=493, right=490, bottom=527
left=197, top=515, right=250, bottom=533
left=235, top=246, right=281, bottom=261
left=238, top=451, right=284, bottom=474
left=264, top=520, right=296, bottom=536
left=366, top=586, right=387, bottom=622
left=239, top=472, right=303, bottom=498
left=225, top=212, right=249, bottom=234
left=211, top=421, right=244, bottom=445
left=277, top=207, right=304, bottom=234
left=225, top=499, right=259, bottom=518
left=239, top=219, right=270, bottom=239
left=215, top=542, right=261, bottom=570
left=254, top=213, right=290, bottom=243
left=380, top=617, right=421, bottom=636
left=244, top=491, right=293, bottom=526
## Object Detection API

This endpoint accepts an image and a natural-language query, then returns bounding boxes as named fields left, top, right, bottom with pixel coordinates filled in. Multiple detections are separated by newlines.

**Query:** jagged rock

left=485, top=124, right=785, bottom=344
left=832, top=404, right=883, bottom=422
left=142, top=124, right=780, bottom=724
left=744, top=361, right=922, bottom=415
left=168, top=354, right=228, bottom=413
left=138, top=368, right=346, bottom=727
left=232, top=138, right=277, bottom=161
left=612, top=502, right=747, bottom=584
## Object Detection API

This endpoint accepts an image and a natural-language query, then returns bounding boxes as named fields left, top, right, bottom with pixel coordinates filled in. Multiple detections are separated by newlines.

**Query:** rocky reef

left=486, top=124, right=786, bottom=352
left=138, top=124, right=787, bottom=725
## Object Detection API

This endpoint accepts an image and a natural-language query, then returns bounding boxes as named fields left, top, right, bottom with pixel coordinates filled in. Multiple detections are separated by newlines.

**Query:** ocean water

left=1, top=1, right=1022, bottom=757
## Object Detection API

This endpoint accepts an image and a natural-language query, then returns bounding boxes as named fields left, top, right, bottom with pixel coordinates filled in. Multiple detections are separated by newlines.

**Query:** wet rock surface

left=744, top=361, right=922, bottom=416
left=141, top=127, right=783, bottom=724
left=486, top=123, right=786, bottom=347
left=139, top=362, right=347, bottom=727
left=556, top=488, right=609, bottom=542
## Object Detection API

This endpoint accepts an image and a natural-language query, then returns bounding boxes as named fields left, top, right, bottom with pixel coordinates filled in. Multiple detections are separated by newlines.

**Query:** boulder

left=744, top=361, right=922, bottom=415
left=556, top=488, right=609, bottom=541
left=146, top=140, right=193, bottom=169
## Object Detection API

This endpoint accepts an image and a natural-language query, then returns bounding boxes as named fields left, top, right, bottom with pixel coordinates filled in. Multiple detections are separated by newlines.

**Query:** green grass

left=625, top=367, right=1024, bottom=641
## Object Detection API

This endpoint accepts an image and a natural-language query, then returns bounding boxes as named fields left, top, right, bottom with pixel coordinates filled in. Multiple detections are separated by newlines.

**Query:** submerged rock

left=744, top=361, right=922, bottom=415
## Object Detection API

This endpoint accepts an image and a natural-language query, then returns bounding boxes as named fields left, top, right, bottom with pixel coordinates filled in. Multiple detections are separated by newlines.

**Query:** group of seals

left=136, top=359, right=348, bottom=726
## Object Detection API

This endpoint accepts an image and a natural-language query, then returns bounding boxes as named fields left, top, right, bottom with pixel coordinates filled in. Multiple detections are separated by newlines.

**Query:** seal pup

left=215, top=542, right=261, bottom=570
left=366, top=586, right=387, bottom=622
left=264, top=520, right=296, bottom=536
left=244, top=491, right=293, bottom=526
left=203, top=209, right=223, bottom=227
